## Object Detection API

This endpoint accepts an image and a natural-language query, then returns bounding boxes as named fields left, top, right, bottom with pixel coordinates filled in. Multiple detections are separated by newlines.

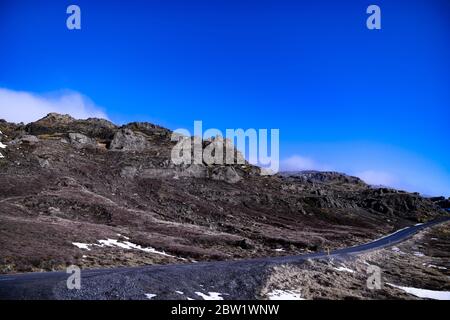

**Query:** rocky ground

left=0, top=113, right=448, bottom=274
left=259, top=222, right=450, bottom=299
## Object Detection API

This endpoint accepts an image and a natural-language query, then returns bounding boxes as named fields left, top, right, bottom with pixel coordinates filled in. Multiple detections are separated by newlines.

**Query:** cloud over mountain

left=0, top=88, right=107, bottom=124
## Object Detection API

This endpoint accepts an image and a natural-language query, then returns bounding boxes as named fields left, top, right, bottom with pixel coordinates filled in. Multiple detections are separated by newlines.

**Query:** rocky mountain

left=0, top=113, right=447, bottom=274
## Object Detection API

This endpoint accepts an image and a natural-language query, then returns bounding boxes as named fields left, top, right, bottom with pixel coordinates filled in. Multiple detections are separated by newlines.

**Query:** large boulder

left=209, top=166, right=242, bottom=184
left=109, top=128, right=150, bottom=151
left=68, top=133, right=97, bottom=148
left=9, top=134, right=40, bottom=145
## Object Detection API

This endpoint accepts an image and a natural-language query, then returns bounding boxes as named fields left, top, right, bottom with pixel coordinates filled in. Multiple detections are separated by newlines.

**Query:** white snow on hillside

left=194, top=292, right=225, bottom=300
left=333, top=266, right=355, bottom=273
left=72, top=238, right=185, bottom=259
left=267, top=290, right=304, bottom=300
left=387, top=283, right=450, bottom=300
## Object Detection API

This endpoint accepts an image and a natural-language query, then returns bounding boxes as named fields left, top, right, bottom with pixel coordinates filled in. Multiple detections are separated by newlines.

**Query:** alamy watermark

left=66, top=5, right=81, bottom=30
left=171, top=121, right=280, bottom=175
left=0, top=131, right=6, bottom=159
left=366, top=264, right=382, bottom=290
left=66, top=265, right=81, bottom=290
left=366, top=5, right=381, bottom=30
left=65, top=4, right=379, bottom=31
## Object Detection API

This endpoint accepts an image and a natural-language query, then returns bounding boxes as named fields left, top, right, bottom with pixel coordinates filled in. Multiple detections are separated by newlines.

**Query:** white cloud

left=280, top=155, right=332, bottom=172
left=354, top=170, right=397, bottom=187
left=0, top=88, right=108, bottom=124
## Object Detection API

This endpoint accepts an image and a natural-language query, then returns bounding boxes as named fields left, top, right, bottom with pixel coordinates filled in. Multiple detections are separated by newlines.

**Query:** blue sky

left=0, top=0, right=449, bottom=196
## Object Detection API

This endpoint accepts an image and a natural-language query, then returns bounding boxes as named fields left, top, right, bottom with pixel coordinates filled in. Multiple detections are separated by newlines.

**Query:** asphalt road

left=0, top=217, right=449, bottom=300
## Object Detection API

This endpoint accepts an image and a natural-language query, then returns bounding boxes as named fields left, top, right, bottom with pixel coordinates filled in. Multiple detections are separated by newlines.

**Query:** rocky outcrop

left=209, top=166, right=242, bottom=184
left=25, top=113, right=117, bottom=140
left=68, top=133, right=97, bottom=148
left=123, top=122, right=171, bottom=140
left=11, top=134, right=40, bottom=145
left=429, top=196, right=450, bottom=210
left=109, top=128, right=150, bottom=151
left=281, top=171, right=366, bottom=186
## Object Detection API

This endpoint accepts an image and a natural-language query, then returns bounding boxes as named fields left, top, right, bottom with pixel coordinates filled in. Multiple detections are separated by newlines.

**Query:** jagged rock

left=124, top=122, right=171, bottom=139
left=210, top=166, right=242, bottom=184
left=12, top=134, right=40, bottom=145
left=39, top=113, right=75, bottom=125
left=25, top=113, right=74, bottom=136
left=281, top=171, right=366, bottom=186
left=179, top=164, right=208, bottom=179
left=25, top=113, right=116, bottom=140
left=434, top=198, right=450, bottom=209
left=68, top=133, right=97, bottom=148
left=77, top=118, right=117, bottom=140
left=109, top=128, right=150, bottom=151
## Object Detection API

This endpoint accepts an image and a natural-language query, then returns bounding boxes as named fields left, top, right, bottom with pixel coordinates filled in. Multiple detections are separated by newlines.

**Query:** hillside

left=0, top=113, right=447, bottom=274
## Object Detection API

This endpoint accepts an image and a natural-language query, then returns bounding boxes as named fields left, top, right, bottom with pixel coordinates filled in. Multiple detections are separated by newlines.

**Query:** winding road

left=0, top=217, right=448, bottom=300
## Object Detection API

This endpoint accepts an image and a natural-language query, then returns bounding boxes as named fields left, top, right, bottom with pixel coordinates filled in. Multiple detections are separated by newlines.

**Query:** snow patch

left=145, top=293, right=157, bottom=300
left=72, top=238, right=184, bottom=259
left=413, top=252, right=425, bottom=257
left=122, top=241, right=178, bottom=257
left=267, top=290, right=304, bottom=300
left=175, top=291, right=184, bottom=295
left=98, top=239, right=133, bottom=249
left=116, top=233, right=130, bottom=240
left=72, top=242, right=91, bottom=250
left=427, top=264, right=447, bottom=270
left=333, top=266, right=355, bottom=273
left=0, top=139, right=6, bottom=158
left=195, top=292, right=224, bottom=300
left=0, top=129, right=7, bottom=158
left=387, top=283, right=450, bottom=300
